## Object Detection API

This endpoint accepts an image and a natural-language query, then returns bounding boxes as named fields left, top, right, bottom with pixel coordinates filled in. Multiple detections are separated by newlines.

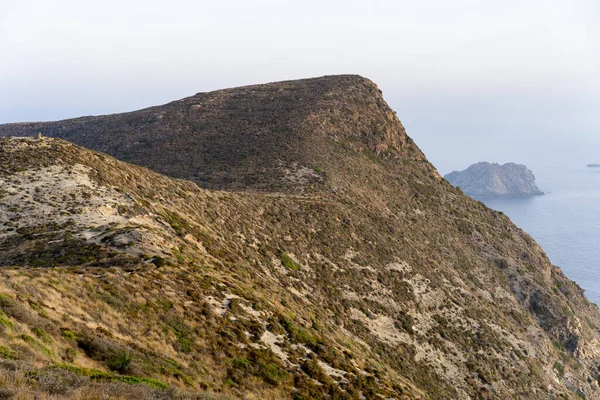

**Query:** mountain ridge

left=0, top=75, right=422, bottom=194
left=0, top=77, right=600, bottom=399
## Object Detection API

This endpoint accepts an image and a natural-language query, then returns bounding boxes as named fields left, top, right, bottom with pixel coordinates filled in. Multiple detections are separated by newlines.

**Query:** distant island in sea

left=444, top=162, right=544, bottom=196
left=587, top=164, right=600, bottom=168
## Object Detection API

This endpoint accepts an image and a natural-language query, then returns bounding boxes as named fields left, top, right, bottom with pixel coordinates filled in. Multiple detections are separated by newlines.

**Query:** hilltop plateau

left=1, top=76, right=600, bottom=399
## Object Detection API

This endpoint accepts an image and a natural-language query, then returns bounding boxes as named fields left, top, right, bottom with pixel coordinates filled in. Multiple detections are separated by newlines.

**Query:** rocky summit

left=444, top=162, right=544, bottom=197
left=1, top=76, right=600, bottom=400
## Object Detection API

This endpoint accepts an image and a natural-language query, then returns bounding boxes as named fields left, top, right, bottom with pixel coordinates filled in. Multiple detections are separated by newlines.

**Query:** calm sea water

left=474, top=167, right=600, bottom=305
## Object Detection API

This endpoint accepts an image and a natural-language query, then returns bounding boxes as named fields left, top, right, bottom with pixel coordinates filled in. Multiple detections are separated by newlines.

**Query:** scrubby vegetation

left=0, top=76, right=599, bottom=399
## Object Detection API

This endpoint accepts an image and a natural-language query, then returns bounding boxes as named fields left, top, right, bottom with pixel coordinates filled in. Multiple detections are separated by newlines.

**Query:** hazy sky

left=1, top=0, right=598, bottom=172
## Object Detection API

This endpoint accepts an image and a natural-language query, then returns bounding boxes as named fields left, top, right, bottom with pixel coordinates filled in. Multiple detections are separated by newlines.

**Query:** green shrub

left=280, top=253, right=300, bottom=271
left=165, top=317, right=194, bottom=353
left=0, top=345, right=17, bottom=360
left=554, top=361, right=565, bottom=378
left=32, top=327, right=53, bottom=344
left=176, top=336, right=194, bottom=353
left=107, top=351, right=132, bottom=373
left=301, top=358, right=329, bottom=383
left=0, top=294, right=12, bottom=307
left=260, top=362, right=287, bottom=385
left=76, top=332, right=133, bottom=372
left=228, top=350, right=287, bottom=387
left=61, top=330, right=77, bottom=341
left=0, top=311, right=14, bottom=330
left=20, top=334, right=52, bottom=356
left=280, top=320, right=317, bottom=346
left=232, top=357, right=250, bottom=369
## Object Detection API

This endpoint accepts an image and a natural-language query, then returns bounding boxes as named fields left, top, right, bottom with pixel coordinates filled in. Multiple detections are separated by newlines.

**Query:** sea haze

left=474, top=167, right=600, bottom=305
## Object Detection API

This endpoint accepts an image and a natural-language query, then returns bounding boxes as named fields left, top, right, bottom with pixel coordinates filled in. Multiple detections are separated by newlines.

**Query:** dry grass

left=0, top=367, right=233, bottom=399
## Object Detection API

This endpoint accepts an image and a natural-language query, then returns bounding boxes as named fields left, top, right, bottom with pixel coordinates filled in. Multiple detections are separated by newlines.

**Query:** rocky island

left=587, top=164, right=600, bottom=168
left=445, top=161, right=544, bottom=196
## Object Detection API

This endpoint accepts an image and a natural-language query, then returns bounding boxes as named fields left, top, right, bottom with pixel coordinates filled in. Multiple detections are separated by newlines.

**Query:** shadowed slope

left=0, top=75, right=418, bottom=193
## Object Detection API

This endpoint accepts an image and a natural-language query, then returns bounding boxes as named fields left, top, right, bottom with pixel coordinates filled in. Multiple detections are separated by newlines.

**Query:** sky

left=1, top=0, right=598, bottom=173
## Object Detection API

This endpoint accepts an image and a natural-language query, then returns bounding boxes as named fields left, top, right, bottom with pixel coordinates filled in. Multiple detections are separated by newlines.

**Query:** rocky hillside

left=0, top=75, right=413, bottom=194
left=445, top=162, right=544, bottom=196
left=1, top=76, right=600, bottom=400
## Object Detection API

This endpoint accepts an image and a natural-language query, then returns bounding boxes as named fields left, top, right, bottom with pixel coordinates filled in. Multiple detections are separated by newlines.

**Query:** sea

left=474, top=166, right=600, bottom=305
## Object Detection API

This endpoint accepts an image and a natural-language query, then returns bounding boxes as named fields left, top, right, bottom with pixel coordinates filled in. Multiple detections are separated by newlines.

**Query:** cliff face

left=0, top=77, right=600, bottom=400
left=445, top=162, right=544, bottom=196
